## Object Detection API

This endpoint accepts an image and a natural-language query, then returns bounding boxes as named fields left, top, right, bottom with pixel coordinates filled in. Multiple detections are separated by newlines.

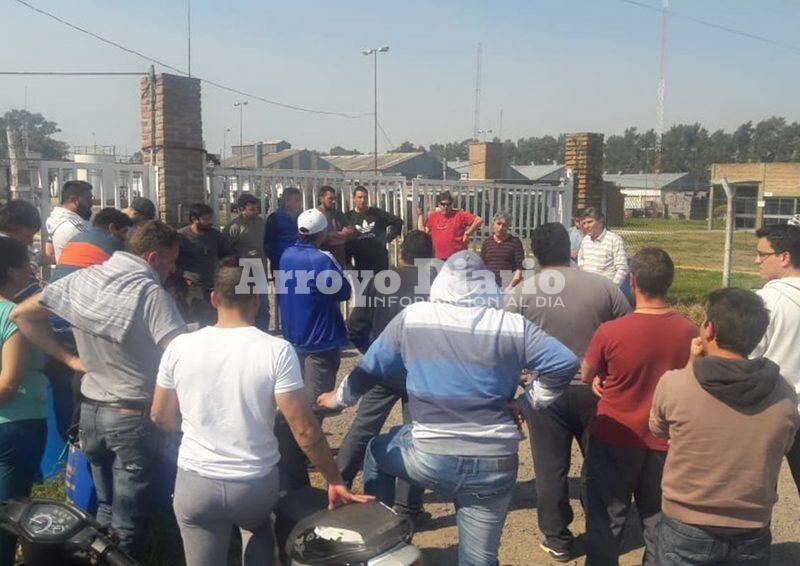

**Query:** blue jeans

left=78, top=403, right=159, bottom=556
left=0, top=419, right=46, bottom=566
left=656, top=515, right=771, bottom=565
left=363, top=425, right=517, bottom=566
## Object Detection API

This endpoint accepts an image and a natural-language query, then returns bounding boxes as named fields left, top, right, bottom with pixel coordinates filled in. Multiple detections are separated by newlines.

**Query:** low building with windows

left=710, top=162, right=800, bottom=229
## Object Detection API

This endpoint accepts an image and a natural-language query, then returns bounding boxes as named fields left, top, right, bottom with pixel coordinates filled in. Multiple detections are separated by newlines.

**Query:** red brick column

left=141, top=73, right=205, bottom=226
left=565, top=133, right=604, bottom=214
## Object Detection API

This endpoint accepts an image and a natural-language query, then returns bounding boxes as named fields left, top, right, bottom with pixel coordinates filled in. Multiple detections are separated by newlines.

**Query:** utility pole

left=222, top=127, right=231, bottom=163
left=473, top=42, right=482, bottom=140
left=234, top=101, right=248, bottom=167
left=187, top=0, right=192, bottom=77
left=23, top=85, right=29, bottom=155
left=362, top=46, right=389, bottom=174
left=498, top=108, right=503, bottom=141
left=720, top=178, right=735, bottom=287
left=654, top=0, right=669, bottom=194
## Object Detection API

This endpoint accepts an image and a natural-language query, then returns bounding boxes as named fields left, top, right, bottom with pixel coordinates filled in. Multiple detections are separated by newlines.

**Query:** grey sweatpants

left=173, top=467, right=280, bottom=566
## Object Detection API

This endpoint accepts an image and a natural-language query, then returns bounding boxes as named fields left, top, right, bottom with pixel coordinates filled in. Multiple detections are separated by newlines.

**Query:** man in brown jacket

left=650, top=287, right=800, bottom=565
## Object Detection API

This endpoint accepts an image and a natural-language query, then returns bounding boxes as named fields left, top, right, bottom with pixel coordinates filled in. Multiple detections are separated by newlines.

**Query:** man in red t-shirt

left=417, top=191, right=482, bottom=260
left=580, top=247, right=697, bottom=566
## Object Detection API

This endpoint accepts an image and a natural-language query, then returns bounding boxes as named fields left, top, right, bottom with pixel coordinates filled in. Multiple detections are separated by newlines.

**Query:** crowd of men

left=0, top=180, right=799, bottom=566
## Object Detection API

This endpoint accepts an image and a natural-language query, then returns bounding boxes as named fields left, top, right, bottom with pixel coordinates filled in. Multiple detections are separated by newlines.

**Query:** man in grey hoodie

left=751, top=223, right=800, bottom=496
left=323, top=251, right=579, bottom=566
left=650, top=288, right=799, bottom=565
left=12, top=220, right=186, bottom=557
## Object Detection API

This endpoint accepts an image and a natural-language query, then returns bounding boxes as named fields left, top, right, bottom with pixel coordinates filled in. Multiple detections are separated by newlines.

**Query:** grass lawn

left=669, top=267, right=763, bottom=304
left=621, top=218, right=711, bottom=231
left=514, top=218, right=762, bottom=302
left=617, top=220, right=762, bottom=302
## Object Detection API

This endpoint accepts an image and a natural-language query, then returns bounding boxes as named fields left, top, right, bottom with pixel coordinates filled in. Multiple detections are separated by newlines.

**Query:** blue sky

left=2, top=0, right=798, bottom=158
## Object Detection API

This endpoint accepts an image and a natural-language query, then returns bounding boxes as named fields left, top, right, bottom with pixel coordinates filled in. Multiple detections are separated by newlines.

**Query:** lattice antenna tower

left=654, top=0, right=669, bottom=190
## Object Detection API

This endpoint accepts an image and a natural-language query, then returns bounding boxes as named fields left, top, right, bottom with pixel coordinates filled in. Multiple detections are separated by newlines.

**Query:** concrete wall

left=141, top=73, right=205, bottom=226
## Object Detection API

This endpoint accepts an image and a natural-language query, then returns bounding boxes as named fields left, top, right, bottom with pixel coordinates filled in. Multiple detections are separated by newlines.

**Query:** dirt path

left=316, top=349, right=800, bottom=565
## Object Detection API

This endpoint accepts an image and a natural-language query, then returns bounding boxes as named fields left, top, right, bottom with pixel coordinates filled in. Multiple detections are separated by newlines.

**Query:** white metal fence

left=205, top=167, right=574, bottom=242
left=21, top=159, right=155, bottom=263
left=205, top=168, right=407, bottom=224
left=409, top=177, right=573, bottom=240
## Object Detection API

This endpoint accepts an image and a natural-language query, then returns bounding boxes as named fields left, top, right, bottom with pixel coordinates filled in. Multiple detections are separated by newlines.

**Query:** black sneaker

left=539, top=541, right=572, bottom=563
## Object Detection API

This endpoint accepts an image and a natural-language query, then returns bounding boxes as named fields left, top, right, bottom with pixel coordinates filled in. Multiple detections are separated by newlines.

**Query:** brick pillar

left=141, top=73, right=205, bottom=226
left=469, top=141, right=503, bottom=180
left=564, top=133, right=604, bottom=214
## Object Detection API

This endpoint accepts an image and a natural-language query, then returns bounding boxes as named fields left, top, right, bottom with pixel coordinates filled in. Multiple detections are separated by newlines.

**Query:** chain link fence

left=614, top=214, right=760, bottom=304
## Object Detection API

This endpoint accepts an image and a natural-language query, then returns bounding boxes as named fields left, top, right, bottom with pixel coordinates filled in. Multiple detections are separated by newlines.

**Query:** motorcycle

left=1, top=489, right=421, bottom=566
left=0, top=498, right=136, bottom=566
left=274, top=486, right=422, bottom=565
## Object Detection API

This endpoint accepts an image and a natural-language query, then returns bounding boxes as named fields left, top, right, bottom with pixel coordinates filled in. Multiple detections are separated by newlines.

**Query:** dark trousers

left=0, top=419, right=46, bottom=566
left=583, top=435, right=666, bottom=566
left=525, top=383, right=597, bottom=552
left=786, top=429, right=800, bottom=499
left=335, top=382, right=423, bottom=513
left=656, top=515, right=771, bottom=565
left=276, top=349, right=341, bottom=491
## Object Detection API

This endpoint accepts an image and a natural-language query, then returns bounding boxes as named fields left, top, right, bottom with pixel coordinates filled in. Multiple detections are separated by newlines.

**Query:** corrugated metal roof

left=221, top=149, right=312, bottom=169
left=510, top=164, right=565, bottom=181
left=603, top=172, right=694, bottom=190
left=322, top=152, right=423, bottom=171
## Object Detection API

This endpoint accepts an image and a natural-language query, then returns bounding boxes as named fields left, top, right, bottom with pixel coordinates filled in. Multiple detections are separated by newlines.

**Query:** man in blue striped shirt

left=319, top=251, right=578, bottom=566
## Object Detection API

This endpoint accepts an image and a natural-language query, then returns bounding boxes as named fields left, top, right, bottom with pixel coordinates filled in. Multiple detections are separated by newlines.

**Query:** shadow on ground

left=772, top=542, right=800, bottom=564
left=420, top=545, right=459, bottom=566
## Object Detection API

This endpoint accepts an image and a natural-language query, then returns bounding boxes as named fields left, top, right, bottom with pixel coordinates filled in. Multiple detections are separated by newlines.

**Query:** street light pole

left=223, top=127, right=231, bottom=163
left=373, top=50, right=377, bottom=174
left=234, top=101, right=248, bottom=167
left=362, top=46, right=389, bottom=175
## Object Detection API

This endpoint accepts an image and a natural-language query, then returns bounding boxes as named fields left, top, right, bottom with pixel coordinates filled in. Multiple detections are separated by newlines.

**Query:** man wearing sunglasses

left=416, top=190, right=482, bottom=260
left=751, top=222, right=800, bottom=497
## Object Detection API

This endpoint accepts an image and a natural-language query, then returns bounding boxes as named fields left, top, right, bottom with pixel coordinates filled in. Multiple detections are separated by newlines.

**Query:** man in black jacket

left=345, top=185, right=403, bottom=272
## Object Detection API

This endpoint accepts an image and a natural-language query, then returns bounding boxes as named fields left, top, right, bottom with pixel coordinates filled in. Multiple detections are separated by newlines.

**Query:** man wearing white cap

left=275, top=208, right=352, bottom=489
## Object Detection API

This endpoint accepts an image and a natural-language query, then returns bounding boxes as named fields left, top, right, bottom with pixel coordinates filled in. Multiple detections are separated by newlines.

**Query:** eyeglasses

left=439, top=202, right=452, bottom=207
left=756, top=251, right=777, bottom=260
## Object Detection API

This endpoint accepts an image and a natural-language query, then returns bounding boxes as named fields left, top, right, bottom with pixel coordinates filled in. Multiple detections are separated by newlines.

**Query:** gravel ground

left=313, top=348, right=800, bottom=566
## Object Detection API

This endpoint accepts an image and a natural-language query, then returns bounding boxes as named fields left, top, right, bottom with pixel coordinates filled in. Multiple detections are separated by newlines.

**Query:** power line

left=12, top=0, right=372, bottom=119
left=617, top=0, right=800, bottom=53
left=377, top=121, right=395, bottom=150
left=12, top=0, right=186, bottom=74
left=0, top=71, right=145, bottom=76
left=199, top=77, right=370, bottom=118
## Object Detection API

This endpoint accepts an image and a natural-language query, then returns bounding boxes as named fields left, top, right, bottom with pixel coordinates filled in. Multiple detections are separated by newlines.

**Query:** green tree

left=328, top=146, right=361, bottom=156
left=0, top=109, right=69, bottom=159
left=390, top=141, right=425, bottom=153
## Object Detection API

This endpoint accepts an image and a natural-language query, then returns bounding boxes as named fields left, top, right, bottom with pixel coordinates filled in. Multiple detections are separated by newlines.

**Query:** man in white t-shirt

left=751, top=222, right=800, bottom=497
left=151, top=258, right=371, bottom=566
left=45, top=180, right=93, bottom=263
